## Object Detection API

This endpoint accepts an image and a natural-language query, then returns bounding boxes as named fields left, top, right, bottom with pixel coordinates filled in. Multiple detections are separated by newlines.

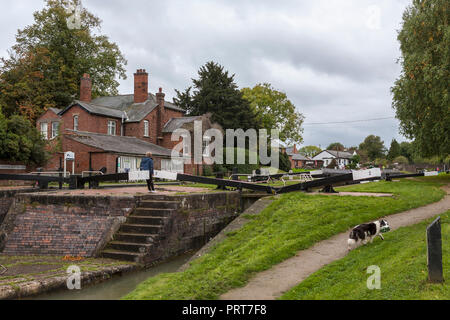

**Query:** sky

left=0, top=0, right=413, bottom=149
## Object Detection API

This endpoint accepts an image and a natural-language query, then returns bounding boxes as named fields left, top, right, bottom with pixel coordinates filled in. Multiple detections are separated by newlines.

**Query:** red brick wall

left=36, top=109, right=61, bottom=141
left=60, top=105, right=121, bottom=136
left=125, top=109, right=159, bottom=144
left=125, top=108, right=184, bottom=145
left=1, top=194, right=135, bottom=257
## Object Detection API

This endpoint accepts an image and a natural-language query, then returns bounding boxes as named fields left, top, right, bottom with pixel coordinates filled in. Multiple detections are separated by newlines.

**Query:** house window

left=51, top=122, right=59, bottom=139
left=182, top=135, right=189, bottom=156
left=108, top=121, right=116, bottom=136
left=203, top=137, right=211, bottom=157
left=40, top=122, right=48, bottom=140
left=73, top=116, right=79, bottom=131
left=144, top=120, right=149, bottom=137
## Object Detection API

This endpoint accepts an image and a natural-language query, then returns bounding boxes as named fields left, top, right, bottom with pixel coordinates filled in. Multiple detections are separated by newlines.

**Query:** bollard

left=427, top=217, right=444, bottom=283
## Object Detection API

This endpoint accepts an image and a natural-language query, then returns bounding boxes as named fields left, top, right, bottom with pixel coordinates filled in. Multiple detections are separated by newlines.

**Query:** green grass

left=281, top=211, right=449, bottom=300
left=123, top=176, right=449, bottom=300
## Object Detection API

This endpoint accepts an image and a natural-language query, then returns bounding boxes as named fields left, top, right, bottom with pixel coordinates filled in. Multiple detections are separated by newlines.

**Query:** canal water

left=27, top=254, right=193, bottom=300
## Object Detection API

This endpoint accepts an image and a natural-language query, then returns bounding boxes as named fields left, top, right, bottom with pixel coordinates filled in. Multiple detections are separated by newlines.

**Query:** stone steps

left=107, top=241, right=153, bottom=253
left=114, top=232, right=157, bottom=243
left=139, top=200, right=180, bottom=209
left=101, top=249, right=143, bottom=262
left=134, top=208, right=175, bottom=217
left=100, top=199, right=180, bottom=264
left=127, top=216, right=168, bottom=225
left=119, top=223, right=163, bottom=234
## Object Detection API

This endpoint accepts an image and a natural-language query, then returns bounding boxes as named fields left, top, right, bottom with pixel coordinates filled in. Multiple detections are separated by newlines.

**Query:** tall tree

left=327, top=142, right=345, bottom=151
left=391, top=0, right=449, bottom=158
left=173, top=61, right=260, bottom=131
left=359, top=135, right=386, bottom=161
left=399, top=141, right=414, bottom=163
left=299, top=145, right=322, bottom=158
left=387, top=139, right=401, bottom=160
left=241, top=83, right=304, bottom=145
left=0, top=0, right=127, bottom=122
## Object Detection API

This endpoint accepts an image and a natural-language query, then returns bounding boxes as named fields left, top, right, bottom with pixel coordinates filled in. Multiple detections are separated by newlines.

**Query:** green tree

left=174, top=61, right=260, bottom=131
left=327, top=142, right=345, bottom=151
left=241, top=83, right=304, bottom=144
left=399, top=141, right=414, bottom=163
left=348, top=154, right=361, bottom=169
left=0, top=0, right=127, bottom=122
left=391, top=0, right=449, bottom=158
left=359, top=135, right=386, bottom=162
left=0, top=108, right=48, bottom=165
left=299, top=145, right=322, bottom=158
left=387, top=139, right=401, bottom=161
left=279, top=151, right=292, bottom=172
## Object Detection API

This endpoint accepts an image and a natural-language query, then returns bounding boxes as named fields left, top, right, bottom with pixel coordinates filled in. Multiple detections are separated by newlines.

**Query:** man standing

left=140, top=152, right=155, bottom=193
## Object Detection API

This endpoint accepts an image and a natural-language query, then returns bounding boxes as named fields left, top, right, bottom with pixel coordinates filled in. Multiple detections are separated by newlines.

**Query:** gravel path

left=221, top=185, right=450, bottom=300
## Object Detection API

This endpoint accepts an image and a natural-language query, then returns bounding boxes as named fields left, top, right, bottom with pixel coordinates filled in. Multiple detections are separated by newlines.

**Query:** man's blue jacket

left=140, top=157, right=154, bottom=175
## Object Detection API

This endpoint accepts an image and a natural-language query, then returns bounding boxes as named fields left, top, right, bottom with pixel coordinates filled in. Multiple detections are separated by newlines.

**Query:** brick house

left=36, top=69, right=217, bottom=175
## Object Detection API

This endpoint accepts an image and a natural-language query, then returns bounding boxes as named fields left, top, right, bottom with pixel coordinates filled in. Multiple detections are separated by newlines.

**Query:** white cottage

left=312, top=150, right=355, bottom=168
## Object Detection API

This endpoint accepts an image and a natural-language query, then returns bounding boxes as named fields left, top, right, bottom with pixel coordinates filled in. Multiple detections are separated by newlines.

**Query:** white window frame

left=73, top=116, right=79, bottom=131
left=144, top=120, right=149, bottom=137
left=182, top=134, right=190, bottom=156
left=108, top=120, right=117, bottom=136
left=203, top=136, right=211, bottom=157
left=51, top=122, right=59, bottom=139
left=40, top=122, right=48, bottom=140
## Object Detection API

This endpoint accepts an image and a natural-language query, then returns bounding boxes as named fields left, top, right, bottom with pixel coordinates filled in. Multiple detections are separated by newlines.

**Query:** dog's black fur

left=347, top=219, right=389, bottom=250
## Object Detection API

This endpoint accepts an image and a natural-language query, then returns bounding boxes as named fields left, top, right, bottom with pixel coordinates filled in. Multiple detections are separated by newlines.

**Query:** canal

left=27, top=254, right=193, bottom=300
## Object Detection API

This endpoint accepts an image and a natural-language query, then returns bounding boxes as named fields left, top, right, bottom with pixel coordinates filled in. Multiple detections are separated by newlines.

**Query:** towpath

left=221, top=185, right=450, bottom=300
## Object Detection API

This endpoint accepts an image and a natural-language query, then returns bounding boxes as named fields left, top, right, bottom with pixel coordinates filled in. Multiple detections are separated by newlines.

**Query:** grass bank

left=281, top=211, right=449, bottom=300
left=124, top=176, right=448, bottom=300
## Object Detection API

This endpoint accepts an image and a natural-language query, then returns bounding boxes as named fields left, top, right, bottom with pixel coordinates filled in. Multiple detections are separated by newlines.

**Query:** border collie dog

left=347, top=220, right=390, bottom=251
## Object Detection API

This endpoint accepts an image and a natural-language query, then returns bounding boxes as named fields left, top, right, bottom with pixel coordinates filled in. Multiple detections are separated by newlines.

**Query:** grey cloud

left=0, top=0, right=412, bottom=147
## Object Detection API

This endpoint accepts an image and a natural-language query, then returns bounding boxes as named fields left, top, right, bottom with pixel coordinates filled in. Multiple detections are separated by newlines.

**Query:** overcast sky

left=1, top=0, right=412, bottom=149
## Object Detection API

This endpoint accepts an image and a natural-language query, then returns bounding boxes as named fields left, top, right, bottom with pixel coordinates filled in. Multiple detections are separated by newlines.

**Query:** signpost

left=427, top=217, right=444, bottom=283
left=64, top=152, right=75, bottom=177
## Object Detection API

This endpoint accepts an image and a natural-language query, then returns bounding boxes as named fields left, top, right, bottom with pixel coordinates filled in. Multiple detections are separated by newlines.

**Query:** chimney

left=156, top=87, right=165, bottom=144
left=134, top=69, right=148, bottom=103
left=80, top=74, right=92, bottom=102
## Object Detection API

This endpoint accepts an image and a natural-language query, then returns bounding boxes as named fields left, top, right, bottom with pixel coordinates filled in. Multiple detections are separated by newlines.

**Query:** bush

left=202, top=165, right=214, bottom=177
left=214, top=147, right=260, bottom=174
left=393, top=156, right=409, bottom=165
left=0, top=111, right=49, bottom=165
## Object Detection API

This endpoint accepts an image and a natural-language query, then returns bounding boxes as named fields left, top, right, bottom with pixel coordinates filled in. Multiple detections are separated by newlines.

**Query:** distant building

left=312, top=150, right=355, bottom=168
left=36, top=69, right=217, bottom=175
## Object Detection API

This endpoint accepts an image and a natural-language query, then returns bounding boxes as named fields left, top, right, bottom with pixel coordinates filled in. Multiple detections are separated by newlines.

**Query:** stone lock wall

left=139, top=192, right=242, bottom=265
left=0, top=193, right=135, bottom=257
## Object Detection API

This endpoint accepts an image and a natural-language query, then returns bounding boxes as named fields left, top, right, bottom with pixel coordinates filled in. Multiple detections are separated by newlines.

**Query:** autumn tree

left=391, top=0, right=449, bottom=158
left=241, top=83, right=304, bottom=145
left=0, top=0, right=127, bottom=122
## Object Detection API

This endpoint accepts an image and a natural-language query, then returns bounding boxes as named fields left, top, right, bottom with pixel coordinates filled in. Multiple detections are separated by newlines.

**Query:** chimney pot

left=134, top=68, right=149, bottom=103
left=80, top=74, right=92, bottom=102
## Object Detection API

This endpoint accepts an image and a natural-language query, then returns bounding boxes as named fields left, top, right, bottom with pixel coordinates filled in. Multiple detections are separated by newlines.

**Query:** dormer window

left=108, top=120, right=117, bottom=136
left=144, top=120, right=149, bottom=137
left=73, top=116, right=79, bottom=131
